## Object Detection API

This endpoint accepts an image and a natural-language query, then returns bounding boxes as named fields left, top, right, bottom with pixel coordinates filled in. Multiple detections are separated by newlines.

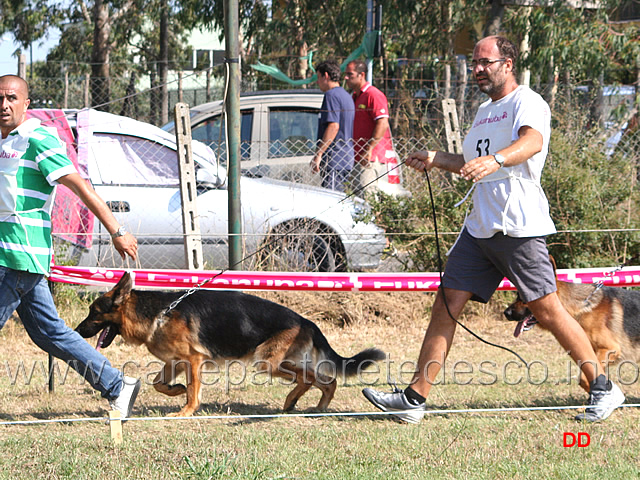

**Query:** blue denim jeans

left=0, top=266, right=122, bottom=399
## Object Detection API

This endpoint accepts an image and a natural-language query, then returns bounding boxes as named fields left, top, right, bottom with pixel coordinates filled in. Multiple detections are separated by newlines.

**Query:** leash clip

left=583, top=264, right=624, bottom=306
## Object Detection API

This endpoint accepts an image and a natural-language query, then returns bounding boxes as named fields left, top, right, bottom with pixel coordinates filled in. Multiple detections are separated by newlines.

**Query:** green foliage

left=543, top=123, right=640, bottom=268
left=368, top=170, right=469, bottom=271
left=503, top=0, right=639, bottom=87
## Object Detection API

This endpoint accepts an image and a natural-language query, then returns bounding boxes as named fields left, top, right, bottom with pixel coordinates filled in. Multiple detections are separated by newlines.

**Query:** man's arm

left=57, top=173, right=138, bottom=260
left=405, top=150, right=465, bottom=174
left=311, top=122, right=339, bottom=173
left=460, top=126, right=543, bottom=183
left=360, top=117, right=389, bottom=166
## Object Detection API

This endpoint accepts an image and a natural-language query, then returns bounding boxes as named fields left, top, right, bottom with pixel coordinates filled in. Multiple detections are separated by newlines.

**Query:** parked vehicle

left=161, top=90, right=409, bottom=196
left=29, top=109, right=385, bottom=272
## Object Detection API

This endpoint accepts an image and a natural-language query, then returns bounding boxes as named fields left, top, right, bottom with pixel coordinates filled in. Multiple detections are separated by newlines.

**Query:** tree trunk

left=294, top=3, right=308, bottom=83
left=484, top=0, right=504, bottom=37
left=149, top=70, right=158, bottom=126
left=159, top=1, right=169, bottom=125
left=91, top=0, right=111, bottom=111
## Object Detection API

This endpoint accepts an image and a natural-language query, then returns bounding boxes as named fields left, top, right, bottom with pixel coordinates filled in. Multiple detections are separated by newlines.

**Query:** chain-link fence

left=28, top=73, right=639, bottom=272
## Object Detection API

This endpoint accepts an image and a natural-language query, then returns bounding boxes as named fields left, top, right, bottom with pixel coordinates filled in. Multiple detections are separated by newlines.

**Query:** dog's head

left=503, top=294, right=538, bottom=337
left=75, top=272, right=133, bottom=349
left=503, top=255, right=558, bottom=337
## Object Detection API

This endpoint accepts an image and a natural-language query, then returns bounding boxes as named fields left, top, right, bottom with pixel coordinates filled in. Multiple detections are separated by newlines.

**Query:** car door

left=191, top=109, right=254, bottom=168
left=265, top=106, right=321, bottom=185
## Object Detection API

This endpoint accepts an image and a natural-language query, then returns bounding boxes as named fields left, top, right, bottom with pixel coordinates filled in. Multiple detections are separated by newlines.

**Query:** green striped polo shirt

left=0, top=118, right=77, bottom=274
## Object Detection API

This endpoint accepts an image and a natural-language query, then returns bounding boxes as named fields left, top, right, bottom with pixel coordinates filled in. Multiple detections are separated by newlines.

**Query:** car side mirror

left=196, top=168, right=223, bottom=189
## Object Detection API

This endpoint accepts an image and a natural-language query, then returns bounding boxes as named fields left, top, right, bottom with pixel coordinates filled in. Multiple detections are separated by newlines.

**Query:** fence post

left=174, top=102, right=204, bottom=270
left=455, top=57, right=467, bottom=127
left=18, top=54, right=26, bottom=79
left=84, top=73, right=90, bottom=108
left=63, top=68, right=69, bottom=109
left=442, top=99, right=463, bottom=155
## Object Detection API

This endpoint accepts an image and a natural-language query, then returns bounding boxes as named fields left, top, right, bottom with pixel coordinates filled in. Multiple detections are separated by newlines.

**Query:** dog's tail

left=310, top=322, right=386, bottom=377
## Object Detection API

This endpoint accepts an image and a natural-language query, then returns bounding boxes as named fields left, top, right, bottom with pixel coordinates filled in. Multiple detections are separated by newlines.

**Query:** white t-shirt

left=461, top=85, right=555, bottom=238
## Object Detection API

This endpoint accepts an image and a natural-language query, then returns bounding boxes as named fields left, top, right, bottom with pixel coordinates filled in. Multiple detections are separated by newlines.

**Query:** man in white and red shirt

left=345, top=60, right=399, bottom=194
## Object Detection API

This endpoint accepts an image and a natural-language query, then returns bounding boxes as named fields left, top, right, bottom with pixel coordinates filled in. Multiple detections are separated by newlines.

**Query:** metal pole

left=366, top=0, right=374, bottom=83
left=224, top=0, right=243, bottom=269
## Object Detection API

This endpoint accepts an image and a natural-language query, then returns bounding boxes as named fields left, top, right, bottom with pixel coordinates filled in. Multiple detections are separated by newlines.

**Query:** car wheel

left=259, top=221, right=338, bottom=272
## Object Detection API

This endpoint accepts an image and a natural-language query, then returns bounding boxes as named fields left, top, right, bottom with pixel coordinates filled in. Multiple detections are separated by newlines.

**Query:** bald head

left=0, top=75, right=31, bottom=138
left=0, top=75, right=29, bottom=97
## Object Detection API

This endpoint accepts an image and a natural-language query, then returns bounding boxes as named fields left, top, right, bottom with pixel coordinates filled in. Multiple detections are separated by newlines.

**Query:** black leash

left=423, top=168, right=528, bottom=365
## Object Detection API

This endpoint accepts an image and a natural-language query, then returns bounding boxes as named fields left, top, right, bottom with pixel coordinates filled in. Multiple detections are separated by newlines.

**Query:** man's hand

left=405, top=150, right=437, bottom=172
left=310, top=152, right=322, bottom=173
left=460, top=155, right=502, bottom=183
left=358, top=149, right=372, bottom=167
left=112, top=233, right=138, bottom=261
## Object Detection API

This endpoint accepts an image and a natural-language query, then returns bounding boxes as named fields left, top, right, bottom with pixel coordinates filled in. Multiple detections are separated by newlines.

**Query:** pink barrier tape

left=49, top=265, right=640, bottom=292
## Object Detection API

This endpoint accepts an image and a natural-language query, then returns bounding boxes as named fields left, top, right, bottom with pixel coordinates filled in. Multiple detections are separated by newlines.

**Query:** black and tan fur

left=76, top=273, right=385, bottom=417
left=504, top=258, right=640, bottom=392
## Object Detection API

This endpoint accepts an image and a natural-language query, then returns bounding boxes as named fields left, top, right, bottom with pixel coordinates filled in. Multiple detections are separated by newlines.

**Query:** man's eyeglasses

left=470, top=58, right=507, bottom=69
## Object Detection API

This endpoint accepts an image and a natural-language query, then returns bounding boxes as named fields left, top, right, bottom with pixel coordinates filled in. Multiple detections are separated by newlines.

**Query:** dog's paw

left=168, top=407, right=196, bottom=417
left=153, top=383, right=187, bottom=396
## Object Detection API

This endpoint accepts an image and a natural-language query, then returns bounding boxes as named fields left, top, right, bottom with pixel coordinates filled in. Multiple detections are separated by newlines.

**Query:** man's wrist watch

left=111, top=226, right=127, bottom=239
left=493, top=153, right=506, bottom=168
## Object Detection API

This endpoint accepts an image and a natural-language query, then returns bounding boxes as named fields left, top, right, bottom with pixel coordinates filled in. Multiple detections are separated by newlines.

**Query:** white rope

left=1, top=403, right=638, bottom=426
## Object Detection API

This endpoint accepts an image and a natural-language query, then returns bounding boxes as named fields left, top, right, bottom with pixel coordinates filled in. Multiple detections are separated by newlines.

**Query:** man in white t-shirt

left=363, top=36, right=625, bottom=423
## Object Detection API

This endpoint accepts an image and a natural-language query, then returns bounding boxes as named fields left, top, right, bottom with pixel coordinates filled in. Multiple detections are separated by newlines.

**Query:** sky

left=0, top=30, right=61, bottom=75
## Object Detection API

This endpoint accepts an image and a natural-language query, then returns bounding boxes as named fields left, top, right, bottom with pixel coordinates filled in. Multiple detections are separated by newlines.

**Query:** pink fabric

left=26, top=110, right=94, bottom=249
left=49, top=265, right=640, bottom=291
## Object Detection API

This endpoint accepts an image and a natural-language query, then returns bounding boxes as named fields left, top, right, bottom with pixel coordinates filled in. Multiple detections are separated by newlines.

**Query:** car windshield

left=90, top=133, right=180, bottom=185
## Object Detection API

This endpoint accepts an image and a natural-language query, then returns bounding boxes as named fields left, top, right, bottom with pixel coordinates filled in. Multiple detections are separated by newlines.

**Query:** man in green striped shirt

left=0, top=74, right=141, bottom=418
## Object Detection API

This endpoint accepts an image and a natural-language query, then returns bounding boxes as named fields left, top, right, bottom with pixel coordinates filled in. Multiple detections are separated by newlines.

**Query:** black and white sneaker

left=575, top=375, right=624, bottom=422
left=362, top=387, right=426, bottom=424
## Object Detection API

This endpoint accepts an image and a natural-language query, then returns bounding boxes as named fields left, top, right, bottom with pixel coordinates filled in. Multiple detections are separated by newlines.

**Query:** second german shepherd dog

left=504, top=259, right=640, bottom=392
left=76, top=273, right=385, bottom=417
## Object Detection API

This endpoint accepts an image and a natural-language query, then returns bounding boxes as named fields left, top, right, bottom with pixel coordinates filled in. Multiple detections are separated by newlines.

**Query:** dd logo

left=563, top=432, right=590, bottom=447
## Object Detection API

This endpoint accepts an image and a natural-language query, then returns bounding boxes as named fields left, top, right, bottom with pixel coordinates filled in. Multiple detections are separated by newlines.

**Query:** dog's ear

left=111, top=272, right=133, bottom=307
left=548, top=254, right=557, bottom=272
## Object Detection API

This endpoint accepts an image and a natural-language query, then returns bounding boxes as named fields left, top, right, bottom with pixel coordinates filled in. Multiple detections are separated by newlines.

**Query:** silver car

left=161, top=90, right=409, bottom=196
left=34, top=109, right=385, bottom=271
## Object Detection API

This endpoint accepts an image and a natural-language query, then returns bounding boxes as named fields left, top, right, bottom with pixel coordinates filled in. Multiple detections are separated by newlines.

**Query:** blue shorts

left=442, top=228, right=556, bottom=303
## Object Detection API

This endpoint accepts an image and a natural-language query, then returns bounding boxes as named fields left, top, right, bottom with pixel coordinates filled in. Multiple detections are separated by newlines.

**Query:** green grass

left=0, top=287, right=638, bottom=479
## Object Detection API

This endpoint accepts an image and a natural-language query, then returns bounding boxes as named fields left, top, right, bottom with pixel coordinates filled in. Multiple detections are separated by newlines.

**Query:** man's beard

left=477, top=75, right=505, bottom=97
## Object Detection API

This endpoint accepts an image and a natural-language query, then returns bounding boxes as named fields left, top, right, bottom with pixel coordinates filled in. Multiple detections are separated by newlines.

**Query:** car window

left=191, top=110, right=253, bottom=162
left=90, top=133, right=179, bottom=185
left=268, top=107, right=318, bottom=158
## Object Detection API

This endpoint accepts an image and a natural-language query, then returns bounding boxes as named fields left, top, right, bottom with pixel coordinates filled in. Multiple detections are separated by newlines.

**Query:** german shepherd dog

left=504, top=258, right=640, bottom=392
left=76, top=273, right=385, bottom=417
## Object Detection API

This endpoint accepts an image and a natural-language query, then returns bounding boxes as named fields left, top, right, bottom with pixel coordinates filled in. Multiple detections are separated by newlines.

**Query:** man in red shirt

left=344, top=60, right=399, bottom=194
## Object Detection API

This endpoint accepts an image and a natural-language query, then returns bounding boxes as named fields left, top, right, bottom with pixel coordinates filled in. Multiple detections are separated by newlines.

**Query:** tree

left=0, top=0, right=62, bottom=76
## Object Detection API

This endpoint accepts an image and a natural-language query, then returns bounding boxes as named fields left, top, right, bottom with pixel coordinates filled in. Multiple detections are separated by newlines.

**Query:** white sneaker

left=362, top=387, right=426, bottom=424
left=575, top=377, right=624, bottom=422
left=109, top=376, right=141, bottom=419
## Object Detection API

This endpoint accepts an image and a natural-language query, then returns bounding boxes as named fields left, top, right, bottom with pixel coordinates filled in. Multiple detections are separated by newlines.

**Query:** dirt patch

left=252, top=289, right=514, bottom=328
left=253, top=290, right=433, bottom=328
